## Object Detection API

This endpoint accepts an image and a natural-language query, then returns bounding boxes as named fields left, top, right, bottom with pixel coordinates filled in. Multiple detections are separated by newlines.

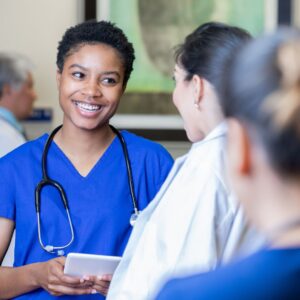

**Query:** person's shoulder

left=158, top=249, right=300, bottom=300
left=121, top=130, right=163, bottom=149
left=121, top=130, right=173, bottom=159
left=156, top=250, right=266, bottom=300
left=0, top=120, right=26, bottom=151
left=0, top=133, right=47, bottom=165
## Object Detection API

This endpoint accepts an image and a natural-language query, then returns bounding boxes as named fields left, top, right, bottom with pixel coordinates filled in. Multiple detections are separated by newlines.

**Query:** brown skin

left=0, top=217, right=94, bottom=298
left=0, top=43, right=126, bottom=298
left=54, top=43, right=125, bottom=177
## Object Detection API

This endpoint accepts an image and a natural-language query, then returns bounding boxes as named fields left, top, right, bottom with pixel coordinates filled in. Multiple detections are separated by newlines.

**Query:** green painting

left=102, top=0, right=265, bottom=114
left=109, top=0, right=264, bottom=93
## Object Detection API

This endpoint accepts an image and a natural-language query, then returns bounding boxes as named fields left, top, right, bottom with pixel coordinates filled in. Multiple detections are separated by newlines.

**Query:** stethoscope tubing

left=35, top=124, right=139, bottom=255
left=110, top=125, right=139, bottom=216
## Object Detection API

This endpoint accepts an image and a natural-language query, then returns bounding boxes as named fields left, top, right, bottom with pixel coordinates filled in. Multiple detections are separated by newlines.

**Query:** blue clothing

left=0, top=130, right=173, bottom=300
left=156, top=248, right=300, bottom=300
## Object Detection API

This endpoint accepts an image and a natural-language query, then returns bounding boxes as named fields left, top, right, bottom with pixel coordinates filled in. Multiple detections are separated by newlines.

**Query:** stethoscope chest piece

left=36, top=124, right=140, bottom=254
left=130, top=211, right=140, bottom=226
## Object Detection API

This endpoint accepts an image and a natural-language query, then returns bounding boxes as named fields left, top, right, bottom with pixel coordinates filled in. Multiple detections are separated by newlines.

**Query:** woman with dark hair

left=107, top=22, right=263, bottom=300
left=0, top=20, right=173, bottom=299
left=157, top=28, right=300, bottom=300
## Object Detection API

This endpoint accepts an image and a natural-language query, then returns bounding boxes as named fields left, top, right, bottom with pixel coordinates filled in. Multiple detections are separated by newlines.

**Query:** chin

left=187, top=132, right=205, bottom=143
left=70, top=119, right=107, bottom=131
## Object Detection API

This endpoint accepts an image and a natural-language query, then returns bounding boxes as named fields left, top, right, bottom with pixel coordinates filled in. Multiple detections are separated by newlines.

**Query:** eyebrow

left=69, top=64, right=88, bottom=71
left=101, top=71, right=121, bottom=78
left=69, top=64, right=121, bottom=78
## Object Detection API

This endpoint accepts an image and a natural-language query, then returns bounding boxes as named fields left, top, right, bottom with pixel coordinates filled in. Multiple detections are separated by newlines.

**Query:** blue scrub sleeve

left=0, top=158, right=15, bottom=220
left=157, top=152, right=174, bottom=190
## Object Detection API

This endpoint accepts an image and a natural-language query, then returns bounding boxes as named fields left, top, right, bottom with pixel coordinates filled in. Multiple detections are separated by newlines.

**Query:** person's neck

left=200, top=90, right=224, bottom=136
left=57, top=123, right=113, bottom=150
left=269, top=222, right=300, bottom=249
left=202, top=110, right=224, bottom=136
left=53, top=122, right=115, bottom=177
left=256, top=177, right=300, bottom=249
left=0, top=98, right=20, bottom=120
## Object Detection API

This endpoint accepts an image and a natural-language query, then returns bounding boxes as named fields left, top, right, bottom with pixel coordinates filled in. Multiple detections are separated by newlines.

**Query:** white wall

left=0, top=0, right=81, bottom=266
left=0, top=0, right=81, bottom=128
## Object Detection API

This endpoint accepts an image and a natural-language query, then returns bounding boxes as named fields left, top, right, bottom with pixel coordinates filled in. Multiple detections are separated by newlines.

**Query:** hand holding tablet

left=64, top=253, right=121, bottom=277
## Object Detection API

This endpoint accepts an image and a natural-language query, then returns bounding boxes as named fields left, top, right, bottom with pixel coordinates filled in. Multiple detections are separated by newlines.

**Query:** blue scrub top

left=156, top=248, right=300, bottom=300
left=0, top=130, right=173, bottom=299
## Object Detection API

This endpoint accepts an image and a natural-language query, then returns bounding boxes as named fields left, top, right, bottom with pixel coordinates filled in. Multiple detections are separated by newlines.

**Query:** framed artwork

left=81, top=0, right=280, bottom=147
left=94, top=0, right=267, bottom=116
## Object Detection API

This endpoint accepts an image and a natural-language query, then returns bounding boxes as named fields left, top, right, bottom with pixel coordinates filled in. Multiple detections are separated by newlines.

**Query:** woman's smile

left=57, top=43, right=125, bottom=130
left=72, top=100, right=103, bottom=115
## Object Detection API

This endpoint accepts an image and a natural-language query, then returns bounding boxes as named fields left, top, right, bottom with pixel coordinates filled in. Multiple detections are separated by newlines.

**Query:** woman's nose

left=81, top=80, right=101, bottom=97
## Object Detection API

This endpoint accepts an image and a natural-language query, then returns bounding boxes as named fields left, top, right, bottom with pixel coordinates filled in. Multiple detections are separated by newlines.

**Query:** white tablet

left=64, top=252, right=121, bottom=277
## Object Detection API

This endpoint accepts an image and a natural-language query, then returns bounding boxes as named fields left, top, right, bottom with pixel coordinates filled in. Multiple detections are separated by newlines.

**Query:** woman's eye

left=72, top=72, right=85, bottom=79
left=102, top=77, right=117, bottom=84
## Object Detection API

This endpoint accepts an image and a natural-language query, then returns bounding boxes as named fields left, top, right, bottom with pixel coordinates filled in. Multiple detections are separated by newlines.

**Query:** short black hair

left=175, top=22, right=251, bottom=88
left=56, top=20, right=135, bottom=86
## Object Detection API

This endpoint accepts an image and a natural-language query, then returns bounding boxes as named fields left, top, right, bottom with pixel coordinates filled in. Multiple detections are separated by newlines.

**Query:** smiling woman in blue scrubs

left=0, top=20, right=173, bottom=299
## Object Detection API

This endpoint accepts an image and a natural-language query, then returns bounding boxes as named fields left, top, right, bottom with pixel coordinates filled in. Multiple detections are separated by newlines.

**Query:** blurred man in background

left=0, top=52, right=37, bottom=157
left=0, top=52, right=37, bottom=266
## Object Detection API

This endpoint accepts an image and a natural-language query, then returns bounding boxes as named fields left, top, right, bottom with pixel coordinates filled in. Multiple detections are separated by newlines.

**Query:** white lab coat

left=107, top=123, right=264, bottom=300
left=0, top=117, right=26, bottom=157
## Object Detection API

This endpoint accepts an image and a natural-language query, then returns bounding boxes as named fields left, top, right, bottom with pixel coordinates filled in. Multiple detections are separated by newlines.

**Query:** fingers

left=59, top=274, right=85, bottom=286
left=45, top=274, right=95, bottom=295
left=40, top=258, right=102, bottom=296
left=48, top=284, right=94, bottom=296
left=90, top=275, right=113, bottom=296
left=48, top=259, right=82, bottom=287
left=55, top=256, right=66, bottom=265
left=44, top=257, right=113, bottom=296
left=101, top=274, right=113, bottom=281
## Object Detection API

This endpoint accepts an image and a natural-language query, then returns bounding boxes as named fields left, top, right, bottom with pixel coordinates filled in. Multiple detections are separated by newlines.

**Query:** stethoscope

left=35, top=124, right=140, bottom=255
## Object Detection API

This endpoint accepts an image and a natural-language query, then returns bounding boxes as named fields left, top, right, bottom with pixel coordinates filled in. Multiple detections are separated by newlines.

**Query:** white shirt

left=107, top=123, right=264, bottom=300
left=0, top=109, right=26, bottom=157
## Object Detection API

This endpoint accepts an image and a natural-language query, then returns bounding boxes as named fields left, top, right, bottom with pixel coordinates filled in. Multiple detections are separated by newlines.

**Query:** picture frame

left=83, top=0, right=278, bottom=148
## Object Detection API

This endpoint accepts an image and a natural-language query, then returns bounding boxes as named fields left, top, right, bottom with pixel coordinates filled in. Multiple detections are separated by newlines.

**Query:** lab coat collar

left=0, top=107, right=24, bottom=134
left=191, top=122, right=227, bottom=151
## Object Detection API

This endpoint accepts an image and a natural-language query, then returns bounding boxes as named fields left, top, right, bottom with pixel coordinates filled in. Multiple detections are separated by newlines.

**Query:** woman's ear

left=192, top=74, right=204, bottom=108
left=227, top=118, right=252, bottom=176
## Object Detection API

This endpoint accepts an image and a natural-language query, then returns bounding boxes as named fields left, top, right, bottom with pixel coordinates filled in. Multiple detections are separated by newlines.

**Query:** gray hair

left=0, top=52, right=34, bottom=97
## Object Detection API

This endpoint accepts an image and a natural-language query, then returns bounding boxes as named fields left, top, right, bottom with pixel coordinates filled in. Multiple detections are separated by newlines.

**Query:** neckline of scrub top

left=46, top=131, right=120, bottom=180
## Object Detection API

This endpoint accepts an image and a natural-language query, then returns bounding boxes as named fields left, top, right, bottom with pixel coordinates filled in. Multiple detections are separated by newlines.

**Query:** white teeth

left=74, top=101, right=101, bottom=112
